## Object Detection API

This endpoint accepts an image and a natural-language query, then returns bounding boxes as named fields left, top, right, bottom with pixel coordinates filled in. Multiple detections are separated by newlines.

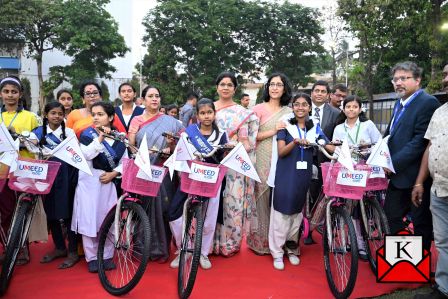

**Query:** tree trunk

left=331, top=48, right=337, bottom=86
left=430, top=0, right=442, bottom=82
left=36, top=54, right=45, bottom=115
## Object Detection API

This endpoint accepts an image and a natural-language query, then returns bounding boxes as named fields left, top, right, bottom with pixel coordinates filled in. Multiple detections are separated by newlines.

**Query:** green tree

left=141, top=0, right=324, bottom=100
left=0, top=0, right=128, bottom=112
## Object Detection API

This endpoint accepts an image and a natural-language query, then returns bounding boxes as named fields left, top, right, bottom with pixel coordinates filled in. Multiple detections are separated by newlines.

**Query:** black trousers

left=383, top=179, right=433, bottom=250
left=48, top=219, right=77, bottom=253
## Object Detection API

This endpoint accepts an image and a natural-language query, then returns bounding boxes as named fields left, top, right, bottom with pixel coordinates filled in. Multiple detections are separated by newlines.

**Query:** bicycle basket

left=180, top=161, right=227, bottom=198
left=352, top=163, right=389, bottom=191
left=121, top=158, right=166, bottom=197
left=321, top=162, right=365, bottom=200
left=8, top=158, right=61, bottom=195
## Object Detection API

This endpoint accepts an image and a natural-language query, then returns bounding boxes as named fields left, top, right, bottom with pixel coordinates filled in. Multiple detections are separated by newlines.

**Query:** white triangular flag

left=134, top=133, right=152, bottom=179
left=337, top=137, right=354, bottom=172
left=0, top=151, right=18, bottom=172
left=50, top=134, right=93, bottom=175
left=366, top=137, right=395, bottom=173
left=163, top=141, right=176, bottom=179
left=220, top=142, right=261, bottom=182
left=175, top=132, right=195, bottom=161
left=0, top=122, right=17, bottom=152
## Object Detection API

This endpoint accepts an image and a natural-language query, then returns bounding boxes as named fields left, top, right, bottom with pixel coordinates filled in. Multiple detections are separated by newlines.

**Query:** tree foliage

left=0, top=0, right=128, bottom=112
left=338, top=0, right=448, bottom=117
left=141, top=0, right=324, bottom=102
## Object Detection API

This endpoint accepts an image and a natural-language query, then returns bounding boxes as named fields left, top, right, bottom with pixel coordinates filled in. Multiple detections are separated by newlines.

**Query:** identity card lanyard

left=296, top=125, right=308, bottom=170
left=390, top=89, right=422, bottom=133
left=344, top=121, right=360, bottom=145
left=0, top=111, right=19, bottom=130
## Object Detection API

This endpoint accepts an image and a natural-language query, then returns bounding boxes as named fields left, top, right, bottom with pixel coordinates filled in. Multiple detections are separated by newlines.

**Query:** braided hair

left=40, top=102, right=66, bottom=147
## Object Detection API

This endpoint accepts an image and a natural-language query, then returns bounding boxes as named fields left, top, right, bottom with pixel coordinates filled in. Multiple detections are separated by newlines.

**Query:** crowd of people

left=0, top=60, right=447, bottom=299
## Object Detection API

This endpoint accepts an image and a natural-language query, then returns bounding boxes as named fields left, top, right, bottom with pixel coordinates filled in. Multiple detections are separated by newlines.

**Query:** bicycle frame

left=113, top=193, right=141, bottom=245
left=6, top=194, right=37, bottom=247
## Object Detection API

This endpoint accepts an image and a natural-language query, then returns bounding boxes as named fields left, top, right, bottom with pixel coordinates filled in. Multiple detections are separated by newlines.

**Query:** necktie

left=314, top=107, right=320, bottom=123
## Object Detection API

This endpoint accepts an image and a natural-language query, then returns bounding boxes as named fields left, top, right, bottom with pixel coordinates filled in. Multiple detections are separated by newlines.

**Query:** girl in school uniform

left=333, top=95, right=381, bottom=150
left=71, top=102, right=127, bottom=273
left=269, top=93, right=325, bottom=271
left=28, top=102, right=79, bottom=269
left=0, top=76, right=39, bottom=265
left=169, top=98, right=227, bottom=270
left=114, top=82, right=144, bottom=133
left=332, top=95, right=382, bottom=261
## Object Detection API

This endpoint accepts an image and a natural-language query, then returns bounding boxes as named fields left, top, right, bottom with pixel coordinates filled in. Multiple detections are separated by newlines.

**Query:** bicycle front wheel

left=323, top=205, right=358, bottom=299
left=0, top=199, right=33, bottom=296
left=97, top=201, right=150, bottom=296
left=178, top=199, right=205, bottom=299
left=361, top=193, right=390, bottom=275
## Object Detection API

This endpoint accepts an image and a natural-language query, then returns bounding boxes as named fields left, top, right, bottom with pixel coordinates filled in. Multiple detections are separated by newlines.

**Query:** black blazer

left=384, top=90, right=440, bottom=189
left=320, top=103, right=340, bottom=141
left=114, top=105, right=144, bottom=132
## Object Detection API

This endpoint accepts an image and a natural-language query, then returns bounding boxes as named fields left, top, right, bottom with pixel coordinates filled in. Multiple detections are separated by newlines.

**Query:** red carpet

left=5, top=233, right=428, bottom=299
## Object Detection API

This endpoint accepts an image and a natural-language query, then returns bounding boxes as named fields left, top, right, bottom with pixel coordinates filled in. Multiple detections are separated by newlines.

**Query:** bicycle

left=96, top=130, right=170, bottom=296
left=0, top=132, right=61, bottom=296
left=177, top=144, right=231, bottom=299
left=301, top=142, right=390, bottom=298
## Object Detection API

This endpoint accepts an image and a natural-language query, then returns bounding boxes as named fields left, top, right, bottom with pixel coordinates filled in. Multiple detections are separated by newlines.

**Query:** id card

left=296, top=161, right=307, bottom=170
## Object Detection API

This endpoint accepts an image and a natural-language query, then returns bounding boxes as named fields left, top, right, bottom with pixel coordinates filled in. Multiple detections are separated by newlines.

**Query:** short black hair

left=240, top=93, right=249, bottom=99
left=332, top=83, right=347, bottom=93
left=79, top=80, right=102, bottom=98
left=311, top=80, right=330, bottom=93
left=261, top=72, right=292, bottom=106
left=186, top=91, right=199, bottom=101
left=118, top=82, right=136, bottom=93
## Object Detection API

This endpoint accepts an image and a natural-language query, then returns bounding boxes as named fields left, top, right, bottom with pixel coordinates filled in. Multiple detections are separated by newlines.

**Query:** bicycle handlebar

left=192, top=144, right=235, bottom=159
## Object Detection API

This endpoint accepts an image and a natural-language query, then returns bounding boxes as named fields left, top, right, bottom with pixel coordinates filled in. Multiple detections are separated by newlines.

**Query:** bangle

left=413, top=184, right=423, bottom=188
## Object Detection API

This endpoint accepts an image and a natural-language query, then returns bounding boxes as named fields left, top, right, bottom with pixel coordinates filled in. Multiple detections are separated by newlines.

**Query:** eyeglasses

left=333, top=93, right=346, bottom=98
left=218, top=83, right=234, bottom=88
left=269, top=82, right=284, bottom=88
left=84, top=91, right=99, bottom=97
left=292, top=102, right=310, bottom=108
left=391, top=76, right=414, bottom=83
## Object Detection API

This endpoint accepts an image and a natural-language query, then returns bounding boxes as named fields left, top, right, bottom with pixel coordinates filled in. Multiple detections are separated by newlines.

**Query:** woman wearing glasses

left=66, top=81, right=125, bottom=137
left=247, top=73, right=292, bottom=255
left=212, top=71, right=259, bottom=257
left=128, top=85, right=183, bottom=261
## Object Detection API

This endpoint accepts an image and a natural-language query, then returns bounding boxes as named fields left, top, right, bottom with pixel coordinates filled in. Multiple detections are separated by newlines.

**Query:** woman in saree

left=212, top=71, right=259, bottom=257
left=66, top=81, right=126, bottom=137
left=247, top=73, right=292, bottom=255
left=128, top=85, right=183, bottom=262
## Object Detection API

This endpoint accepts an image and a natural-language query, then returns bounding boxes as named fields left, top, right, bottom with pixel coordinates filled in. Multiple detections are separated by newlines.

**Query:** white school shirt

left=332, top=119, right=381, bottom=146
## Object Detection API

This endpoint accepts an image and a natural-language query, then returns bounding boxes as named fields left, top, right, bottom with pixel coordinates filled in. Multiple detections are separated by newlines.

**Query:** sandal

left=58, top=252, right=80, bottom=269
left=40, top=249, right=67, bottom=264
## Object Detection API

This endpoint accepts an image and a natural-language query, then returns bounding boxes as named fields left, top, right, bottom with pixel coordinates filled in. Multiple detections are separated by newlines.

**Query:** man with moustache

left=240, top=93, right=250, bottom=109
left=412, top=63, right=448, bottom=299
left=329, top=83, right=348, bottom=110
left=383, top=61, right=440, bottom=253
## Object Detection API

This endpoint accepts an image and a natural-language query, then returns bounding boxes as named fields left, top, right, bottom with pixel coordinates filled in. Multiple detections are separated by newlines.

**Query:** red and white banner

left=188, top=162, right=220, bottom=183
left=137, top=165, right=166, bottom=183
left=14, top=160, right=48, bottom=180
left=50, top=134, right=92, bottom=175
left=220, top=142, right=260, bottom=182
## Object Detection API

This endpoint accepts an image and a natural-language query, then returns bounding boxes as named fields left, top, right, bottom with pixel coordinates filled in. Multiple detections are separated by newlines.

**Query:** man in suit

left=384, top=61, right=440, bottom=251
left=305, top=80, right=340, bottom=244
